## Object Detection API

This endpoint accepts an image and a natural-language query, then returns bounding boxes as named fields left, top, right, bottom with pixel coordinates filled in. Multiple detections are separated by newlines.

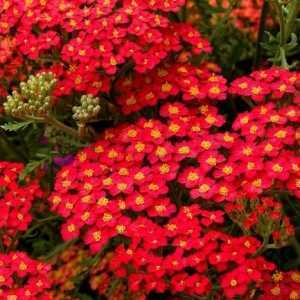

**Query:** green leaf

left=19, top=157, right=50, bottom=181
left=0, top=120, right=33, bottom=132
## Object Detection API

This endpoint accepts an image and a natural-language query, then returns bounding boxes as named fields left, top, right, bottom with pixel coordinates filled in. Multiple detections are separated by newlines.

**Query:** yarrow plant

left=0, top=0, right=299, bottom=299
left=48, top=64, right=300, bottom=298
left=0, top=0, right=210, bottom=99
left=0, top=251, right=53, bottom=300
left=0, top=161, right=43, bottom=245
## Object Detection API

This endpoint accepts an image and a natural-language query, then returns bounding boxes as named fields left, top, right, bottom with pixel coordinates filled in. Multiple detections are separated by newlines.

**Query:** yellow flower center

left=219, top=186, right=228, bottom=196
left=275, top=130, right=286, bottom=139
left=272, top=164, right=283, bottom=173
left=169, top=123, right=180, bottom=132
left=151, top=129, right=162, bottom=139
left=159, top=164, right=170, bottom=174
left=116, top=225, right=126, bottom=234
left=209, top=86, right=221, bottom=94
left=108, top=150, right=118, bottom=158
left=230, top=279, right=238, bottom=287
left=178, top=146, right=190, bottom=154
left=243, top=147, right=253, bottom=156
left=201, top=140, right=212, bottom=150
left=148, top=183, right=159, bottom=191
left=156, top=146, right=167, bottom=157
left=252, top=179, right=262, bottom=188
left=97, top=197, right=108, bottom=206
left=272, top=271, right=283, bottom=283
left=127, top=129, right=137, bottom=137
left=126, top=96, right=137, bottom=106
left=67, top=224, right=76, bottom=232
left=103, top=213, right=112, bottom=222
left=189, top=86, right=200, bottom=96
left=161, top=82, right=172, bottom=92
left=134, top=172, right=145, bottom=181
left=93, top=231, right=101, bottom=241
left=252, top=86, right=262, bottom=95
left=135, top=196, right=145, bottom=205
left=117, top=183, right=127, bottom=191
left=222, top=166, right=233, bottom=175
left=240, top=116, right=249, bottom=124
left=265, top=144, right=273, bottom=152
left=205, top=114, right=216, bottom=125
left=206, top=157, right=217, bottom=166
left=291, top=272, right=300, bottom=283
left=155, top=205, right=166, bottom=213
left=247, top=162, right=255, bottom=170
left=199, top=184, right=210, bottom=193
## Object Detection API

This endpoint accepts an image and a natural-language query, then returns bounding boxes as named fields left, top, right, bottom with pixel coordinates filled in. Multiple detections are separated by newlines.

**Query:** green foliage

left=194, top=0, right=255, bottom=79
left=0, top=120, right=34, bottom=132
left=262, top=0, right=300, bottom=68
left=44, top=125, right=88, bottom=154
left=19, top=152, right=55, bottom=181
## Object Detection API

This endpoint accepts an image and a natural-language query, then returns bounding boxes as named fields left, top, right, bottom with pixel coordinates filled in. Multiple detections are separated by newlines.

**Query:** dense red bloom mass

left=230, top=67, right=300, bottom=103
left=0, top=0, right=300, bottom=297
left=0, top=251, right=53, bottom=299
left=0, top=161, right=43, bottom=244
left=0, top=0, right=210, bottom=100
left=116, top=60, right=227, bottom=114
left=49, top=64, right=300, bottom=297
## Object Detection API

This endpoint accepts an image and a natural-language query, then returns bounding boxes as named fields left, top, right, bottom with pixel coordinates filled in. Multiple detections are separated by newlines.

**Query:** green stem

left=252, top=235, right=270, bottom=257
left=254, top=0, right=269, bottom=68
left=44, top=115, right=82, bottom=140
left=42, top=238, right=79, bottom=261
left=290, top=236, right=300, bottom=259
left=6, top=232, right=21, bottom=253
left=243, top=97, right=255, bottom=108
left=253, top=242, right=279, bottom=257
left=0, top=230, right=4, bottom=252
left=210, top=0, right=238, bottom=41
left=284, top=0, right=300, bottom=43
left=273, top=1, right=285, bottom=46
left=21, top=215, right=62, bottom=240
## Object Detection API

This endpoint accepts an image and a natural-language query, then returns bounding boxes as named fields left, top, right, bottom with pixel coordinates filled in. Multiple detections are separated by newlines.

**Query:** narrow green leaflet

left=0, top=120, right=34, bottom=132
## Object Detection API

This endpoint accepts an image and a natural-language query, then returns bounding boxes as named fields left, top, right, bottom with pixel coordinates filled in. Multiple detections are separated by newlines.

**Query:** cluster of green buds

left=72, top=94, right=101, bottom=124
left=4, top=72, right=57, bottom=118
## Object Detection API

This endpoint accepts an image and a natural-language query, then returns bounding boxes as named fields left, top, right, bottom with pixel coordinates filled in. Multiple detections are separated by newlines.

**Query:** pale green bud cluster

left=72, top=94, right=101, bottom=123
left=4, top=72, right=57, bottom=118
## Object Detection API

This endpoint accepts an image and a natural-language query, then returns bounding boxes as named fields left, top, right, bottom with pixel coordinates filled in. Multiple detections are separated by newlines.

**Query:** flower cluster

left=0, top=0, right=210, bottom=99
left=49, top=89, right=299, bottom=297
left=230, top=67, right=300, bottom=103
left=49, top=246, right=87, bottom=300
left=0, top=161, right=43, bottom=244
left=227, top=105, right=300, bottom=200
left=89, top=251, right=141, bottom=300
left=107, top=215, right=275, bottom=299
left=0, top=251, right=53, bottom=300
left=115, top=60, right=227, bottom=114
left=260, top=271, right=300, bottom=299
left=226, top=197, right=294, bottom=247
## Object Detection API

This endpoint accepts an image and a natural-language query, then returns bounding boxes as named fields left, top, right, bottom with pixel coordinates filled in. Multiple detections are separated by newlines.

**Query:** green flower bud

left=4, top=72, right=57, bottom=118
left=72, top=94, right=101, bottom=123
